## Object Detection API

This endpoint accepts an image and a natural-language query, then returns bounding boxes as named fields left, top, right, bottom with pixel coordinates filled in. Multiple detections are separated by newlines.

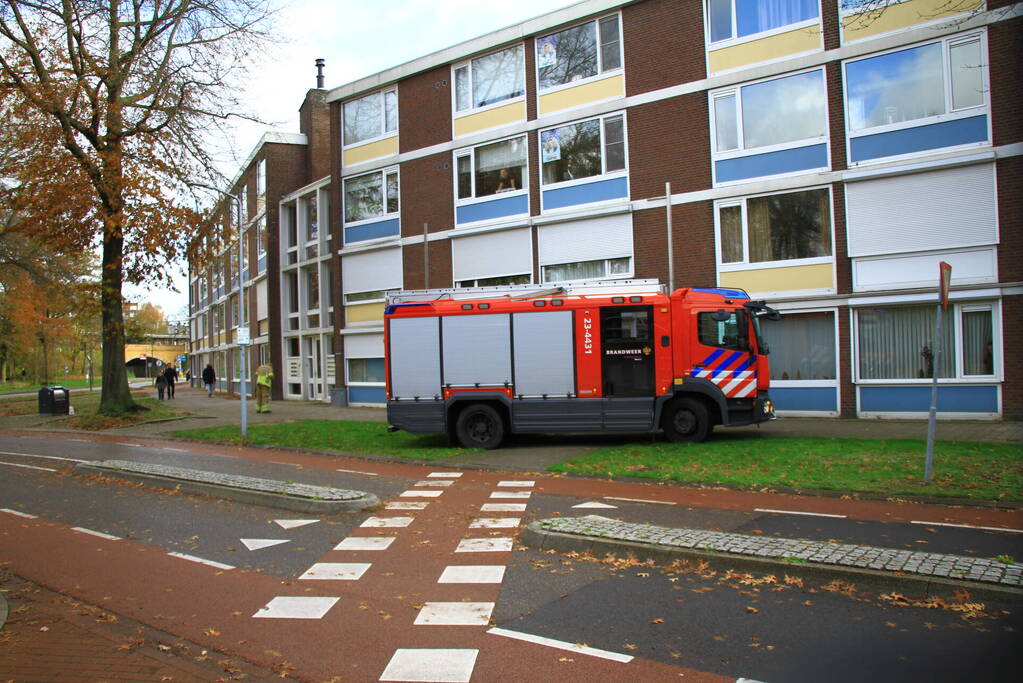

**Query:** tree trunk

left=98, top=225, right=134, bottom=413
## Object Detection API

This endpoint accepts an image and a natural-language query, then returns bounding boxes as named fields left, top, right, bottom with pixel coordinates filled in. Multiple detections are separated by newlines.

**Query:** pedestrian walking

left=255, top=363, right=274, bottom=413
left=163, top=365, right=178, bottom=399
left=154, top=372, right=168, bottom=400
left=202, top=363, right=216, bottom=397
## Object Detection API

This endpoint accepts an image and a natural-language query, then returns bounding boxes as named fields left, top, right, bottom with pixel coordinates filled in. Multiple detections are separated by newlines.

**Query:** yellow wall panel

left=454, top=101, right=526, bottom=137
left=347, top=302, right=385, bottom=324
left=343, top=136, right=399, bottom=166
left=538, top=74, right=625, bottom=116
left=842, top=0, right=982, bottom=42
left=720, top=263, right=833, bottom=294
left=708, top=26, right=821, bottom=74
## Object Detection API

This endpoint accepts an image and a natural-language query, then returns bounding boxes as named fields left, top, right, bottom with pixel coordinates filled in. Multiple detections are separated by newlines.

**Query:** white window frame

left=343, top=289, right=393, bottom=306
left=256, top=159, right=266, bottom=197
left=541, top=256, right=633, bottom=284
left=539, top=111, right=629, bottom=192
left=705, top=0, right=822, bottom=49
left=851, top=299, right=1003, bottom=385
left=535, top=12, right=624, bottom=96
left=762, top=306, right=840, bottom=388
left=346, top=357, right=386, bottom=388
left=843, top=30, right=991, bottom=167
left=343, top=166, right=400, bottom=227
left=453, top=133, right=529, bottom=207
left=456, top=273, right=532, bottom=289
left=452, top=44, right=525, bottom=117
left=303, top=192, right=319, bottom=244
left=342, top=87, right=398, bottom=149
left=714, top=185, right=835, bottom=271
left=709, top=66, right=829, bottom=185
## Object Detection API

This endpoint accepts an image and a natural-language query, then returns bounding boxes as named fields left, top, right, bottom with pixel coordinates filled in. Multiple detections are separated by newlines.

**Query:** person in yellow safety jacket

left=255, top=363, right=274, bottom=413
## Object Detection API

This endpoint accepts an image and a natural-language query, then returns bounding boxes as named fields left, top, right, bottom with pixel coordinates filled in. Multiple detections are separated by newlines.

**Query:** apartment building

left=189, top=0, right=1021, bottom=420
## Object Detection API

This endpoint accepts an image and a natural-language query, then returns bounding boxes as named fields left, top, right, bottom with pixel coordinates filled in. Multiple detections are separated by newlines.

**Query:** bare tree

left=0, top=0, right=273, bottom=414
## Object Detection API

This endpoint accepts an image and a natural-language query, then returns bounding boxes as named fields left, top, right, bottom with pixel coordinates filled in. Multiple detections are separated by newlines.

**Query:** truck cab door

left=600, top=305, right=655, bottom=429
left=689, top=308, right=758, bottom=399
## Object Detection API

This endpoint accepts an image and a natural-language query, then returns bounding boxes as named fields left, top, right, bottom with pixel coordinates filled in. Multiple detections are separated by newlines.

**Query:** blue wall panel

left=772, top=387, right=837, bottom=412
left=344, top=218, right=400, bottom=243
left=542, top=176, right=629, bottom=210
left=859, top=385, right=998, bottom=413
left=348, top=386, right=386, bottom=404
left=456, top=194, right=529, bottom=224
left=850, top=115, right=988, bottom=163
left=715, top=143, right=828, bottom=183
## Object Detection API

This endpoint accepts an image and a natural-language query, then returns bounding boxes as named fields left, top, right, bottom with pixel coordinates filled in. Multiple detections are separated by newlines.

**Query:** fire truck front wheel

left=662, top=397, right=712, bottom=443
left=454, top=404, right=506, bottom=449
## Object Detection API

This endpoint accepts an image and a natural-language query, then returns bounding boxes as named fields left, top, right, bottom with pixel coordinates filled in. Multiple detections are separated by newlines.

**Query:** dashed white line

left=910, top=520, right=1023, bottom=534
left=0, top=461, right=57, bottom=472
left=72, top=527, right=121, bottom=540
left=167, top=552, right=235, bottom=570
left=336, top=468, right=379, bottom=476
left=0, top=508, right=37, bottom=519
left=0, top=451, right=86, bottom=464
left=755, top=508, right=847, bottom=519
left=604, top=496, right=676, bottom=506
left=487, top=627, right=634, bottom=663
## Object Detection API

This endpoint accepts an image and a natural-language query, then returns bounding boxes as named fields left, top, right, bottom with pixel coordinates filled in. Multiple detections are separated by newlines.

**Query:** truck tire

left=662, top=397, right=711, bottom=443
left=455, top=404, right=505, bottom=449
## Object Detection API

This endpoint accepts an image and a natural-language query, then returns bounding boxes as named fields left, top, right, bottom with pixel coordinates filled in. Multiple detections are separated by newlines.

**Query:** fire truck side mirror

left=711, top=309, right=731, bottom=322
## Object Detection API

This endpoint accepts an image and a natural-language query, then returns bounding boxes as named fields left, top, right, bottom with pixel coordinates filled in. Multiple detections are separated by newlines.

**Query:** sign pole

left=665, top=182, right=674, bottom=294
left=924, top=262, right=952, bottom=484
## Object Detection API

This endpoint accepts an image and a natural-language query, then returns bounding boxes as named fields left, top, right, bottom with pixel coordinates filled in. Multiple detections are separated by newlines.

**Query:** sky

left=130, top=0, right=583, bottom=322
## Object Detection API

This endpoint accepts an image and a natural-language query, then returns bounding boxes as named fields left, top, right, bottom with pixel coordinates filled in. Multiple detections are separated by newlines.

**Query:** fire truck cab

left=384, top=280, right=778, bottom=449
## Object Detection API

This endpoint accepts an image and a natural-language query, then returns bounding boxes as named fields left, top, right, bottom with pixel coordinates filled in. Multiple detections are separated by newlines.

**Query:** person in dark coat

left=163, top=365, right=178, bottom=399
left=154, top=372, right=168, bottom=400
left=202, top=363, right=216, bottom=397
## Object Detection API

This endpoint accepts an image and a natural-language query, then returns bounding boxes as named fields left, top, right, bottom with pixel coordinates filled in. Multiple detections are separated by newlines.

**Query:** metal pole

left=665, top=182, right=674, bottom=293
left=239, top=196, right=247, bottom=439
left=924, top=304, right=942, bottom=484
left=423, top=223, right=429, bottom=289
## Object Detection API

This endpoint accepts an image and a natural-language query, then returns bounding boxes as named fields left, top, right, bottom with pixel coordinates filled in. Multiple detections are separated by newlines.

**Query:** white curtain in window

left=760, top=311, right=835, bottom=380
left=476, top=137, right=527, bottom=173
left=858, top=306, right=955, bottom=380
left=962, top=309, right=993, bottom=375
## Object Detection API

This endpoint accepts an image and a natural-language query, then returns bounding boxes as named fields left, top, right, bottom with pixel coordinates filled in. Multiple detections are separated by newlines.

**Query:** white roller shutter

left=538, top=213, right=633, bottom=266
left=256, top=280, right=268, bottom=320
left=846, top=163, right=997, bottom=258
left=344, top=333, right=383, bottom=358
left=452, top=228, right=532, bottom=282
left=342, top=247, right=403, bottom=294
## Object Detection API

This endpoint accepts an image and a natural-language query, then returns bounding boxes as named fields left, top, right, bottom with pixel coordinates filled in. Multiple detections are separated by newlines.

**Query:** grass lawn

left=171, top=420, right=476, bottom=460
left=549, top=435, right=1023, bottom=502
left=0, top=390, right=191, bottom=430
left=0, top=378, right=101, bottom=395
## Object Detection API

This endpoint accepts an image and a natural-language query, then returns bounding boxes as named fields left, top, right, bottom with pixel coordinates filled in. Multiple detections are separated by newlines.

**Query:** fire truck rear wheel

left=663, top=397, right=711, bottom=443
left=455, top=404, right=505, bottom=449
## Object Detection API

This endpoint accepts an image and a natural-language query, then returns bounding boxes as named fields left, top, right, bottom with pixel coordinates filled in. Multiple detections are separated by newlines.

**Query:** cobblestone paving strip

left=537, top=517, right=1023, bottom=587
left=82, top=459, right=369, bottom=501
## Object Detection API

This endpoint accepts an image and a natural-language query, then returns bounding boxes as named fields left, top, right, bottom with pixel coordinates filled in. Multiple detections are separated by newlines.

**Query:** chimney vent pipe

left=315, top=58, right=325, bottom=89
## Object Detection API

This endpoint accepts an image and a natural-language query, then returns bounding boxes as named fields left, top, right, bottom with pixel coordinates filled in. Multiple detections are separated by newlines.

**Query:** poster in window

left=541, top=129, right=561, bottom=163
left=537, top=35, right=558, bottom=69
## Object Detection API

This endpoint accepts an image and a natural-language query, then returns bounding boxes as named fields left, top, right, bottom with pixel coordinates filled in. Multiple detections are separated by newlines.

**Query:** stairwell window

left=536, top=14, right=621, bottom=91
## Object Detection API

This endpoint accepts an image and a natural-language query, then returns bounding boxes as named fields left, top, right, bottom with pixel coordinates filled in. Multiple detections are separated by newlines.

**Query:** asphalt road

left=1, top=432, right=1020, bottom=682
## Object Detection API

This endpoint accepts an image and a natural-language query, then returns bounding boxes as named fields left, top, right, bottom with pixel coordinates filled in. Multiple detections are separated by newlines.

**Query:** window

left=344, top=289, right=391, bottom=304
left=961, top=307, right=994, bottom=376
left=348, top=358, right=385, bottom=383
left=717, top=188, right=831, bottom=265
left=858, top=306, right=955, bottom=380
left=344, top=168, right=399, bottom=223
left=457, top=274, right=530, bottom=288
left=536, top=14, right=621, bottom=91
left=256, top=217, right=267, bottom=258
left=760, top=311, right=836, bottom=380
left=305, top=195, right=318, bottom=241
left=256, top=159, right=266, bottom=197
left=286, top=272, right=299, bottom=314
left=454, top=45, right=524, bottom=112
left=697, top=311, right=745, bottom=350
left=456, top=136, right=527, bottom=200
left=712, top=70, right=826, bottom=154
left=845, top=34, right=985, bottom=133
left=343, top=88, right=398, bottom=146
left=541, top=114, right=625, bottom=185
left=239, top=185, right=248, bottom=224
left=542, top=256, right=630, bottom=283
left=709, top=0, right=819, bottom=43
left=306, top=268, right=319, bottom=310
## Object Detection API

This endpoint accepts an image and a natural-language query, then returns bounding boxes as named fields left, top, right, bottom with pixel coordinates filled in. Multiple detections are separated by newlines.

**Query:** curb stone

left=0, top=591, right=7, bottom=631
left=74, top=460, right=379, bottom=513
left=521, top=519, right=1023, bottom=605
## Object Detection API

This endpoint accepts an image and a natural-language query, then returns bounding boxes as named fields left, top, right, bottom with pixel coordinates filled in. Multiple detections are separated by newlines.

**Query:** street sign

left=939, top=261, right=952, bottom=310
left=237, top=327, right=251, bottom=345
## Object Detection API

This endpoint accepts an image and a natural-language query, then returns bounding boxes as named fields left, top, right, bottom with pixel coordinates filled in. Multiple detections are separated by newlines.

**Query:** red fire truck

left=384, top=280, right=779, bottom=449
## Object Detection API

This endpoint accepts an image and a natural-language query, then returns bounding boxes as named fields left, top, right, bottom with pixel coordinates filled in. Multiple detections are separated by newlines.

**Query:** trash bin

left=38, top=386, right=71, bottom=415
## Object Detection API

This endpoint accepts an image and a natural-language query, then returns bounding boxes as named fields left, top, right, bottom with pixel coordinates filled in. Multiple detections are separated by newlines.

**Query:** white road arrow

left=274, top=519, right=319, bottom=529
left=572, top=501, right=618, bottom=509
left=241, top=538, right=291, bottom=551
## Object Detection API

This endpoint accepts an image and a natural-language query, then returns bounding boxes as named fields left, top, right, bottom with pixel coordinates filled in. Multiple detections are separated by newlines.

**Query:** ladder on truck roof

left=386, top=279, right=665, bottom=305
